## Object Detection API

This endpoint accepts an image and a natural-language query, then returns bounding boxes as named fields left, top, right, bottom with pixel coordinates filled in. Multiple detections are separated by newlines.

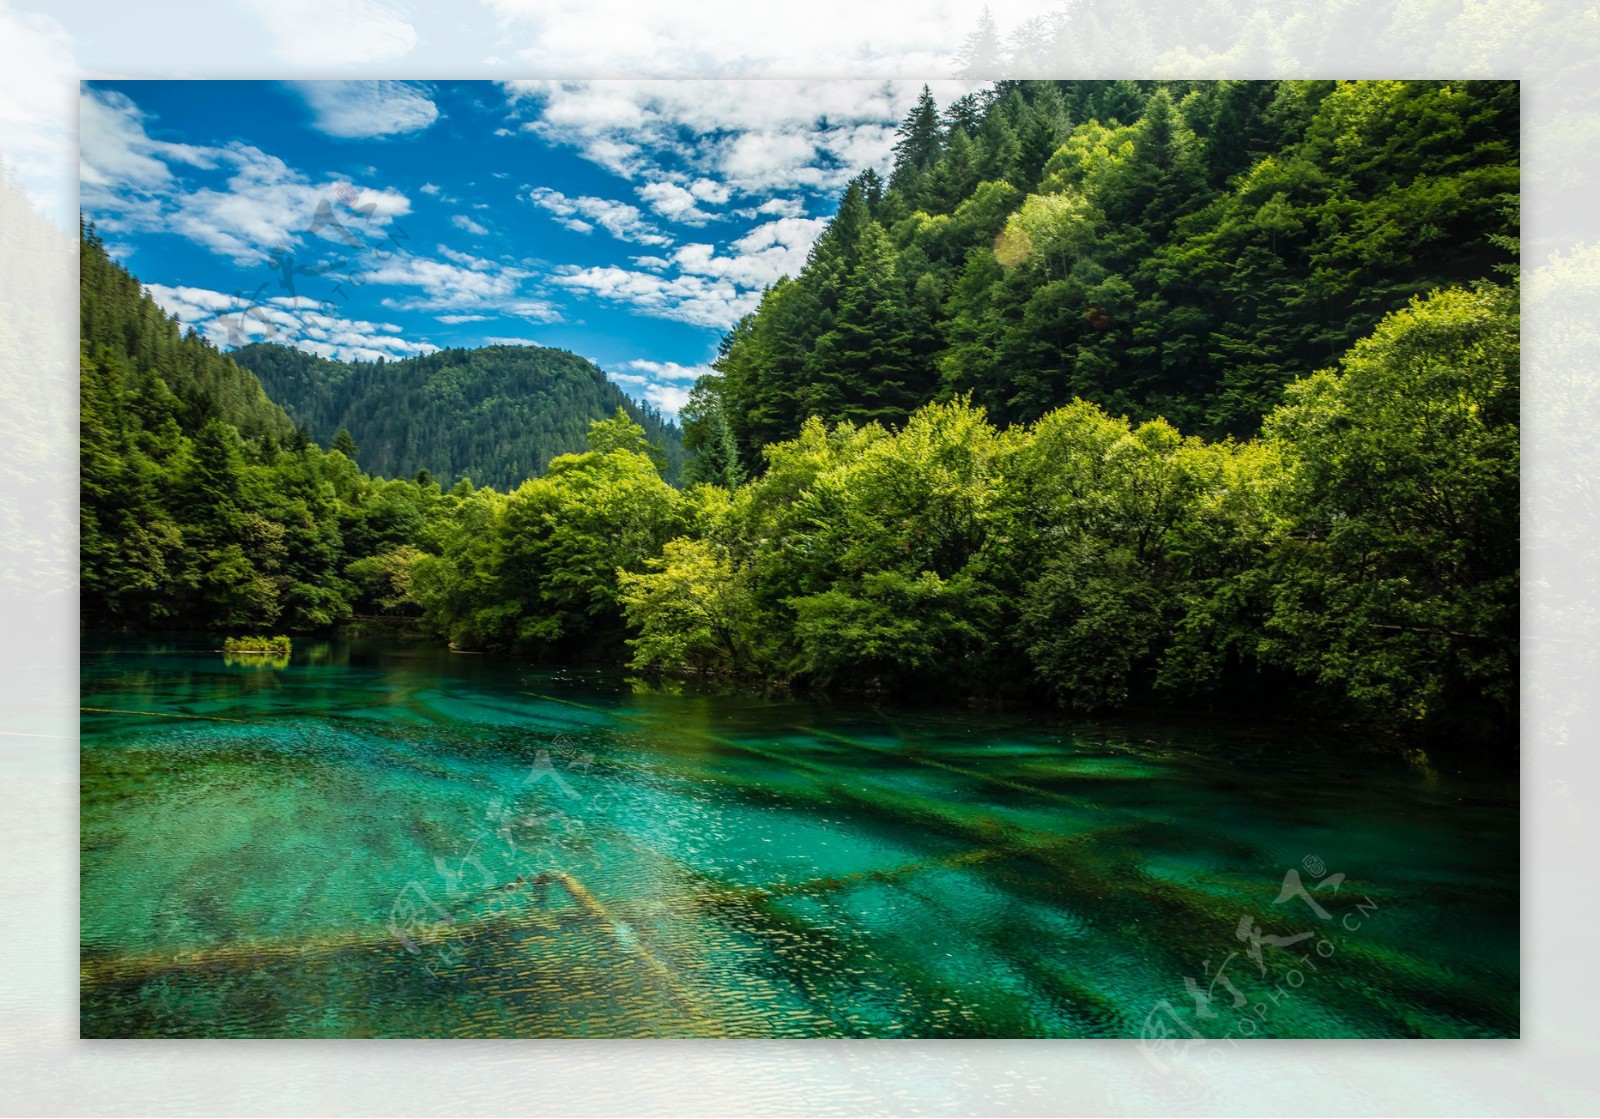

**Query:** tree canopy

left=231, top=340, right=685, bottom=491
left=693, top=79, right=1517, bottom=467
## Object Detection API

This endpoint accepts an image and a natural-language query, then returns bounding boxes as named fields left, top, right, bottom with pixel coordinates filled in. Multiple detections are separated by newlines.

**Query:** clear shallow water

left=80, top=637, right=1518, bottom=1039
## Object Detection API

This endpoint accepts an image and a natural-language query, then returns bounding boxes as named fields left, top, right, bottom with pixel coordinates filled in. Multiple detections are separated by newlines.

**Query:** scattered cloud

left=436, top=244, right=494, bottom=268
left=690, top=178, right=731, bottom=204
left=80, top=87, right=411, bottom=266
left=546, top=211, right=825, bottom=330
left=610, top=359, right=707, bottom=413
left=436, top=313, right=492, bottom=324
left=79, top=89, right=208, bottom=194
left=502, top=79, right=986, bottom=197
left=450, top=213, right=489, bottom=235
left=609, top=373, right=692, bottom=414
left=669, top=215, right=827, bottom=288
left=294, top=81, right=439, bottom=139
left=525, top=186, right=671, bottom=246
left=80, top=87, right=559, bottom=333
left=752, top=196, right=807, bottom=218
left=368, top=254, right=562, bottom=322
left=636, top=181, right=720, bottom=225
left=551, top=264, right=758, bottom=329
left=652, top=386, right=691, bottom=413
left=620, top=358, right=714, bottom=383
left=145, top=283, right=437, bottom=362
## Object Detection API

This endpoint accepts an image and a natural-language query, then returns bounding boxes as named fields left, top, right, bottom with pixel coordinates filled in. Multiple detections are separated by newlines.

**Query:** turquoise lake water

left=80, top=636, right=1518, bottom=1038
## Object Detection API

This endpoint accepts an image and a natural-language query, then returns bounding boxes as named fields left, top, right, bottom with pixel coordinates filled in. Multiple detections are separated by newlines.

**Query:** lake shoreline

left=81, top=627, right=1516, bottom=775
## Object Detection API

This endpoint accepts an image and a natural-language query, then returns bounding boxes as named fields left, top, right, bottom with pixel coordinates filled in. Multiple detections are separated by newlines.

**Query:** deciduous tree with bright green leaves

left=1257, top=283, right=1519, bottom=729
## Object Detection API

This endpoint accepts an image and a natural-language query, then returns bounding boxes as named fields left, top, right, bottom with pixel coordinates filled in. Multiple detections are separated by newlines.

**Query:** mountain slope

left=81, top=225, right=403, bottom=630
left=82, top=224, right=297, bottom=447
left=231, top=342, right=685, bottom=490
left=703, top=79, right=1519, bottom=463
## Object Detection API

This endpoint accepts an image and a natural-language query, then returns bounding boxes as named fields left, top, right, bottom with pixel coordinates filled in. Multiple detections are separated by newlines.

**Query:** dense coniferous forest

left=82, top=79, right=1519, bottom=744
left=702, top=79, right=1517, bottom=461
left=230, top=342, right=685, bottom=490
left=82, top=225, right=459, bottom=632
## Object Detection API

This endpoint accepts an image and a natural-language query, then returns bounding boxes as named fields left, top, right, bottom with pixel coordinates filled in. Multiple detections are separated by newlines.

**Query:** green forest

left=703, top=78, right=1516, bottom=459
left=82, top=225, right=452, bottom=632
left=230, top=341, right=685, bottom=491
left=81, top=79, right=1519, bottom=744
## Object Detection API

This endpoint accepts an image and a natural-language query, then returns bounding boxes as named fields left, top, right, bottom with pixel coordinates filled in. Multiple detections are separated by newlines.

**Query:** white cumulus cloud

left=636, top=181, right=720, bottom=225
left=525, top=187, right=671, bottom=246
left=241, top=0, right=418, bottom=66
left=551, top=265, right=759, bottom=329
left=294, top=81, right=439, bottom=139
left=668, top=215, right=827, bottom=288
left=145, top=283, right=438, bottom=362
left=502, top=79, right=986, bottom=198
left=621, top=358, right=715, bottom=383
left=606, top=368, right=695, bottom=414
left=367, top=254, right=561, bottom=322
left=80, top=87, right=412, bottom=266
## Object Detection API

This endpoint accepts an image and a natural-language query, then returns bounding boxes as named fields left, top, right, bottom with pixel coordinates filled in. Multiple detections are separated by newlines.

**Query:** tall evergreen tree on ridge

left=705, top=79, right=1518, bottom=471
left=889, top=85, right=945, bottom=205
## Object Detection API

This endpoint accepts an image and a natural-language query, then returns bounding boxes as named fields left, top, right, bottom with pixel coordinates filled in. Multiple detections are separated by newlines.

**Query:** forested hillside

left=230, top=342, right=685, bottom=490
left=81, top=226, right=448, bottom=631
left=81, top=229, right=298, bottom=449
left=695, top=79, right=1517, bottom=464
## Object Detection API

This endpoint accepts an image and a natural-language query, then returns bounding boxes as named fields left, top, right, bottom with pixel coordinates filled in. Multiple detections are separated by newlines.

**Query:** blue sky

left=79, top=79, right=981, bottom=413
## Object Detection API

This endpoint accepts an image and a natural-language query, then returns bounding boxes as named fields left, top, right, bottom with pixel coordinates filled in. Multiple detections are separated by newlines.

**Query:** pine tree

left=976, top=107, right=1021, bottom=184
left=890, top=86, right=945, bottom=201
left=810, top=224, right=934, bottom=426
left=1097, top=79, right=1145, bottom=124
left=944, top=92, right=988, bottom=137
left=858, top=167, right=884, bottom=216
left=926, top=128, right=978, bottom=213
left=1016, top=110, right=1061, bottom=191
left=682, top=397, right=745, bottom=491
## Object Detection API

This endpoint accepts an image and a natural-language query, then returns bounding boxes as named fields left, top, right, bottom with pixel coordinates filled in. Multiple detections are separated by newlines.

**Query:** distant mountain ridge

left=230, top=342, right=686, bottom=490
